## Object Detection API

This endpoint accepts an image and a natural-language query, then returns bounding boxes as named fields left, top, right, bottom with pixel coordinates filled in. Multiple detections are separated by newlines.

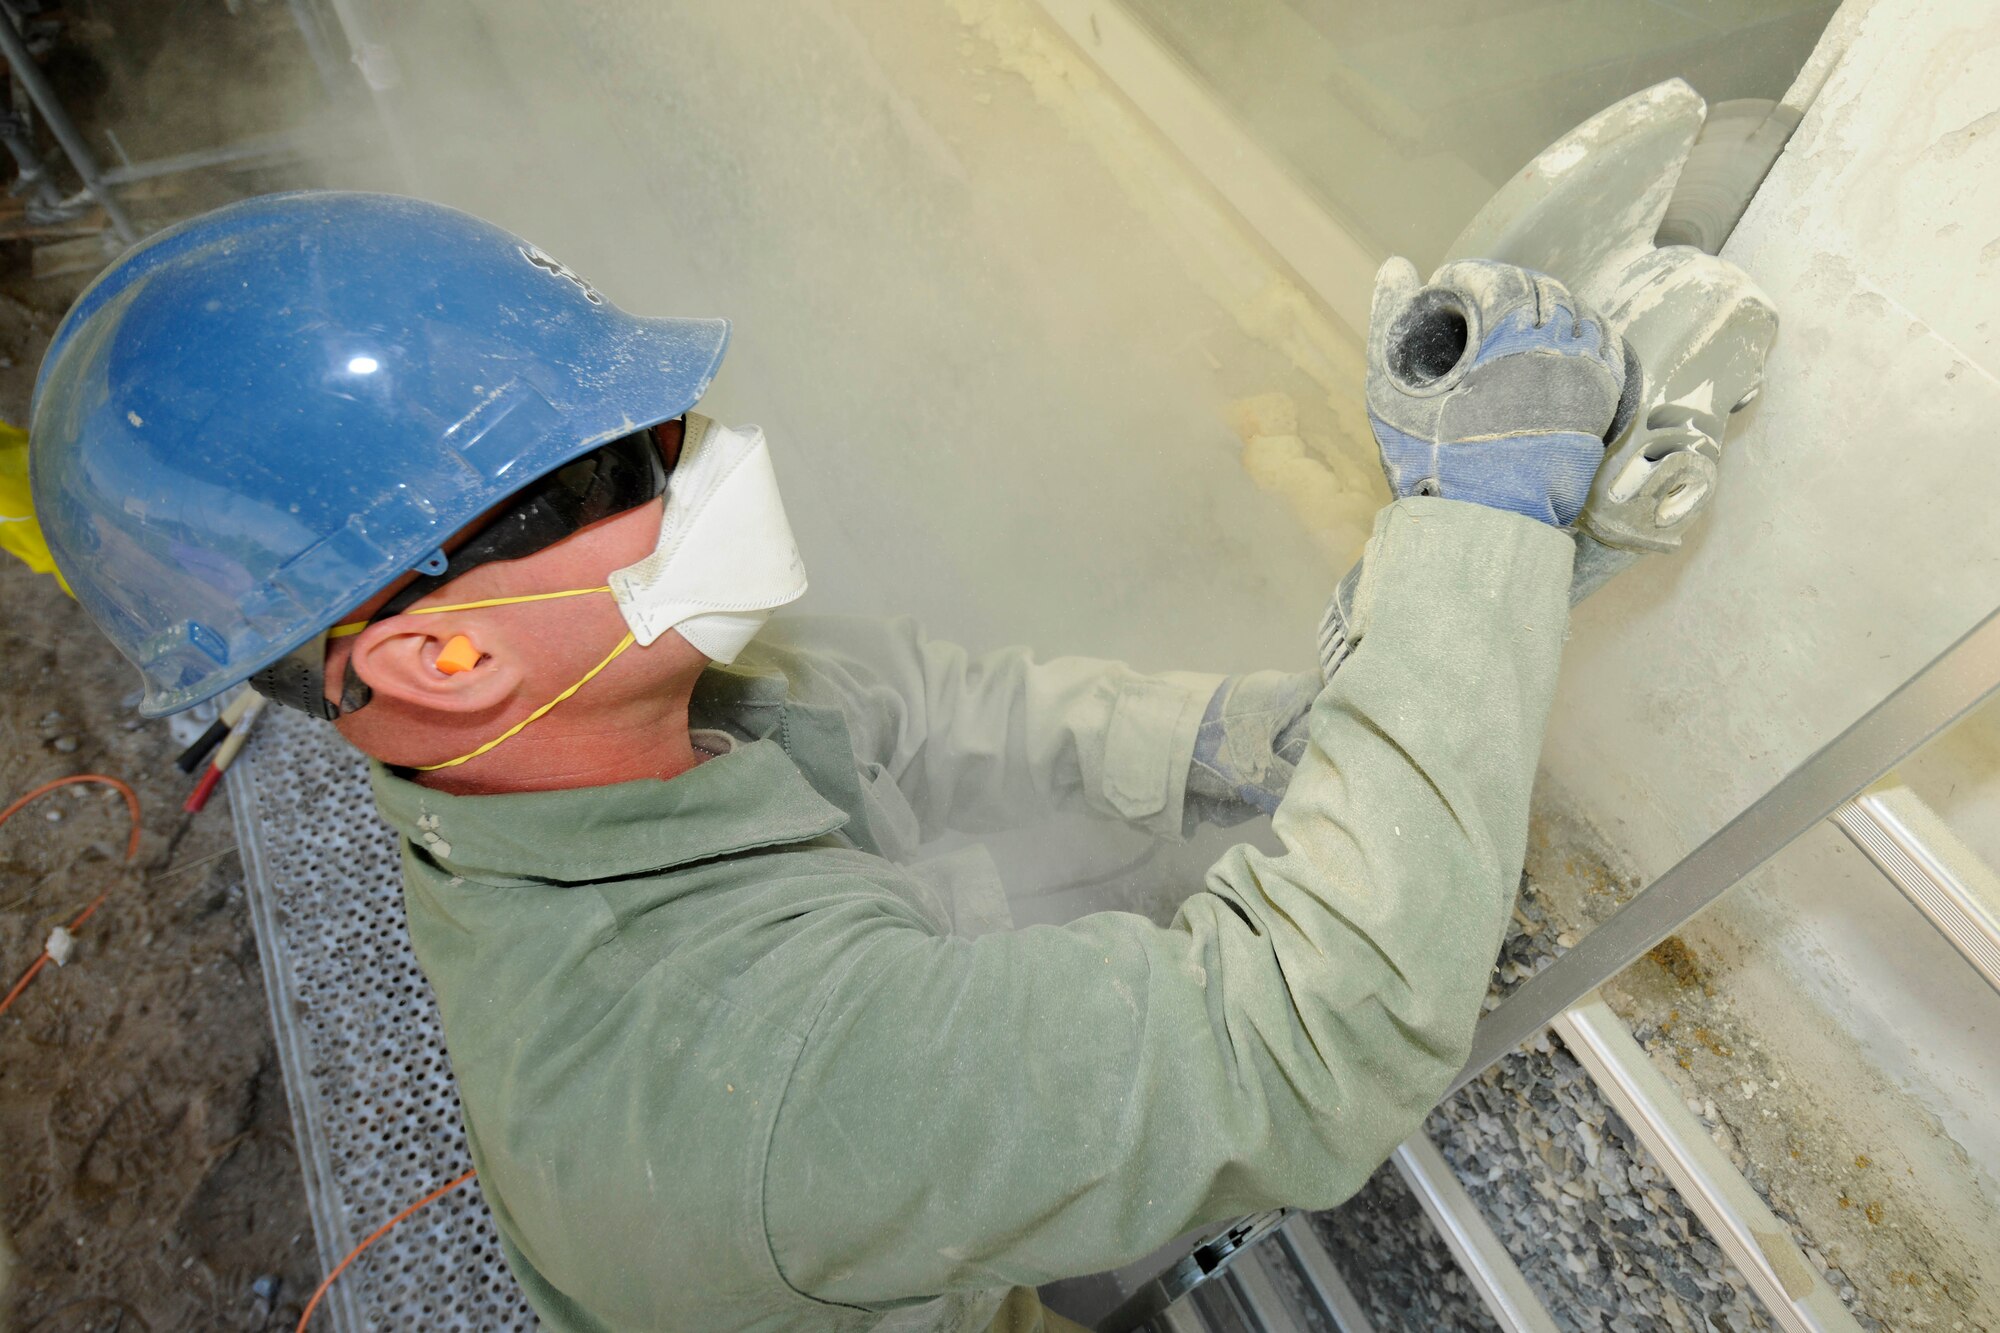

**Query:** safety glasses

left=248, top=424, right=671, bottom=719
left=373, top=425, right=669, bottom=620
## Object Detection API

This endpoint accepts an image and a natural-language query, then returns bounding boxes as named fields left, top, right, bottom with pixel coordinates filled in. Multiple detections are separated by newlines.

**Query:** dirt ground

left=0, top=562, right=318, bottom=1332
left=0, top=5, right=332, bottom=1330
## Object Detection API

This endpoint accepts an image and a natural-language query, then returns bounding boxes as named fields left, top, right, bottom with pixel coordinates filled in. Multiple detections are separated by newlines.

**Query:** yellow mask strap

left=325, top=584, right=628, bottom=773
left=414, top=630, right=637, bottom=772
left=327, top=585, right=614, bottom=639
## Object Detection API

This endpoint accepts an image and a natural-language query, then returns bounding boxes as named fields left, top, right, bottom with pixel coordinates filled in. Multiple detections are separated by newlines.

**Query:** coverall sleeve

left=761, top=498, right=1575, bottom=1307
left=756, top=616, right=1225, bottom=843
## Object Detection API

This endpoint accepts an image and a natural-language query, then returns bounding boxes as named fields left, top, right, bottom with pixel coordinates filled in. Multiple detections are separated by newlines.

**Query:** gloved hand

left=1186, top=670, right=1320, bottom=826
left=1366, top=257, right=1626, bottom=527
left=1189, top=258, right=1628, bottom=830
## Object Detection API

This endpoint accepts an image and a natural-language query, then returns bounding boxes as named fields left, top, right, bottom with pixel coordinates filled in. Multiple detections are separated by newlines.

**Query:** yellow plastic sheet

left=0, top=419, right=71, bottom=594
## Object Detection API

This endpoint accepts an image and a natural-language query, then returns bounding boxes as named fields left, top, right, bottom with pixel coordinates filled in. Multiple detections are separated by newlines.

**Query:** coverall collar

left=367, top=733, right=850, bottom=886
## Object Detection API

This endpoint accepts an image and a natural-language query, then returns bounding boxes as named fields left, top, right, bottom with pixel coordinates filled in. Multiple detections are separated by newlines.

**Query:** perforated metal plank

left=229, top=706, right=535, bottom=1330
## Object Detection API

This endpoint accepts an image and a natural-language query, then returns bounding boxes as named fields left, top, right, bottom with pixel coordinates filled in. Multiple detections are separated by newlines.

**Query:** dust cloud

left=340, top=0, right=1381, bottom=659
left=304, top=0, right=1390, bottom=907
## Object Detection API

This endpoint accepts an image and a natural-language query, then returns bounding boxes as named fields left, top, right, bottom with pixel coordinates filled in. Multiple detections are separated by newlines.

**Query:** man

left=34, top=193, right=1625, bottom=1331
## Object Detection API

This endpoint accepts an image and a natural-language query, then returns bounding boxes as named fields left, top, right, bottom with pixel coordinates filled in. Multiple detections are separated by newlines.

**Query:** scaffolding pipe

left=285, top=0, right=345, bottom=94
left=0, top=110, right=71, bottom=219
left=100, top=128, right=319, bottom=187
left=0, top=8, right=136, bottom=244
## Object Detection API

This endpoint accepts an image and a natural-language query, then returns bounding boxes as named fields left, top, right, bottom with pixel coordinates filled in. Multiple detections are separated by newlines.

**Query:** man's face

left=325, top=420, right=691, bottom=718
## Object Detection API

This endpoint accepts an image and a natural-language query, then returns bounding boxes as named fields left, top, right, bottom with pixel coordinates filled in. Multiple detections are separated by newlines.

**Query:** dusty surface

left=1526, top=0, right=2000, bottom=1256
left=0, top=266, right=319, bottom=1328
left=1523, top=794, right=1991, bottom=1331
left=1608, top=937, right=1989, bottom=1332
left=1320, top=807, right=1782, bottom=1333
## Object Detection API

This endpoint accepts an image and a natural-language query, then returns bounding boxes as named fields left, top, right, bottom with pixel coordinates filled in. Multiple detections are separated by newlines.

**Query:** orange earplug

left=435, top=634, right=482, bottom=676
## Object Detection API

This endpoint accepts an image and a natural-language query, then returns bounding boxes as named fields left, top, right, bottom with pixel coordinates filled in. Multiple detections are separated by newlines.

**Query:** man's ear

left=346, top=619, right=523, bottom=713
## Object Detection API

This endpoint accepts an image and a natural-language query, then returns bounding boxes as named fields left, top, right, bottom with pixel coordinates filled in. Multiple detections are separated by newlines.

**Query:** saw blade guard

left=1445, top=78, right=1779, bottom=562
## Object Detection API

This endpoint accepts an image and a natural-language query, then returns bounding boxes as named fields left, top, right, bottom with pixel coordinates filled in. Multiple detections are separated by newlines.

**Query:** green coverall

left=368, top=498, right=1575, bottom=1331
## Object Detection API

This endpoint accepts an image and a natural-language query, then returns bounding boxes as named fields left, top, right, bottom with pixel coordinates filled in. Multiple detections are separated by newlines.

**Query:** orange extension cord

left=0, top=773, right=142, bottom=1016
left=295, top=1168, right=478, bottom=1331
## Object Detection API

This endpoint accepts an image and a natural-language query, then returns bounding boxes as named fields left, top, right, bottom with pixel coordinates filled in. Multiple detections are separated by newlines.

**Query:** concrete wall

left=1538, top=0, right=2000, bottom=1274
left=1115, top=0, right=1838, bottom=271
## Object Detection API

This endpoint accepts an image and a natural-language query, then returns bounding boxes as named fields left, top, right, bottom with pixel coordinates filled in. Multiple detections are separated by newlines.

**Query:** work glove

left=1190, top=258, right=1627, bottom=829
left=1321, top=257, right=1628, bottom=677
left=1366, top=256, right=1626, bottom=527
left=1187, top=571, right=1370, bottom=828
left=1186, top=670, right=1320, bottom=827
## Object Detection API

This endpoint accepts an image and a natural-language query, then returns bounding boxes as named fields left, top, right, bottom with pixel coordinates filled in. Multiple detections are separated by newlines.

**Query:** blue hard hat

left=30, top=191, right=728, bottom=717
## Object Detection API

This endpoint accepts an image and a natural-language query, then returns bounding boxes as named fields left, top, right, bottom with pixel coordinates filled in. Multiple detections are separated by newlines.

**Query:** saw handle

left=1383, top=286, right=1473, bottom=390
left=1385, top=284, right=1639, bottom=448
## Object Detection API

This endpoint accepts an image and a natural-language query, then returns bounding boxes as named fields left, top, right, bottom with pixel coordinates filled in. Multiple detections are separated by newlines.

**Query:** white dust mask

left=608, top=413, right=807, bottom=663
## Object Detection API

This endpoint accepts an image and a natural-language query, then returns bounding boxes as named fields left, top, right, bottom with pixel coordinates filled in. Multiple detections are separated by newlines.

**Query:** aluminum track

left=1554, top=999, right=1866, bottom=1333
left=1149, top=994, right=1872, bottom=1333
left=1456, top=603, right=2000, bottom=1092
left=1390, top=1138, right=1559, bottom=1333
left=1131, top=622, right=2000, bottom=1333
left=1832, top=781, right=2000, bottom=995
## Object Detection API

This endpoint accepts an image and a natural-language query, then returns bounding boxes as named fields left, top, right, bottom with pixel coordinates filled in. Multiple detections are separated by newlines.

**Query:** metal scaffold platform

left=228, top=710, right=533, bottom=1330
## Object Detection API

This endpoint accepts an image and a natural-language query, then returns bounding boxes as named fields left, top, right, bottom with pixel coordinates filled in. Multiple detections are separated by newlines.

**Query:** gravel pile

left=1487, top=870, right=1576, bottom=1007
left=1308, top=870, right=1780, bottom=1332
left=1310, top=1164, right=1501, bottom=1332
left=1424, top=1036, right=1775, bottom=1333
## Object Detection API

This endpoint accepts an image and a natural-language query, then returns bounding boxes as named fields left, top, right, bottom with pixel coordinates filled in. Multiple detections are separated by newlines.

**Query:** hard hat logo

left=28, top=191, right=731, bottom=718
left=521, top=245, right=604, bottom=306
